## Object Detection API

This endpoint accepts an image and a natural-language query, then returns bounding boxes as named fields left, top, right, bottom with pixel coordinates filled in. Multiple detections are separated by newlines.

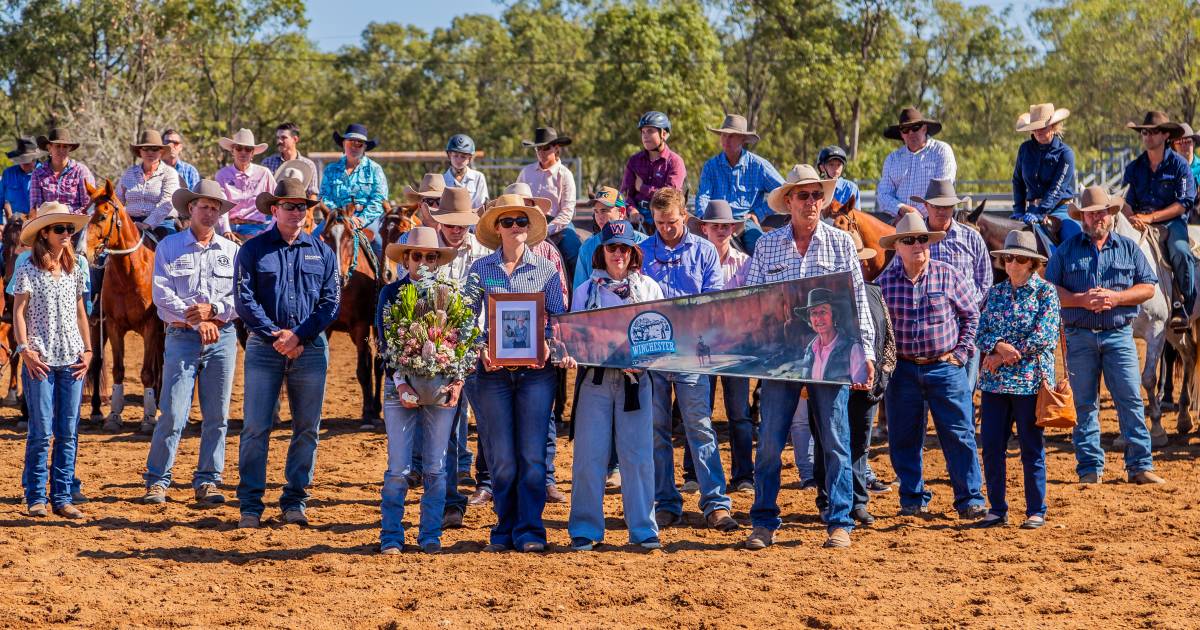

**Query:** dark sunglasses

left=497, top=216, right=530, bottom=229
left=47, top=224, right=76, bottom=235
left=233, top=146, right=255, bottom=153
left=409, top=251, right=441, bottom=263
left=275, top=202, right=309, bottom=213
left=898, top=234, right=930, bottom=246
left=1000, top=254, right=1031, bottom=264
left=900, top=124, right=925, bottom=134
left=604, top=243, right=632, bottom=253
left=789, top=190, right=825, bottom=201
left=423, top=198, right=440, bottom=208
left=1139, top=129, right=1164, bottom=137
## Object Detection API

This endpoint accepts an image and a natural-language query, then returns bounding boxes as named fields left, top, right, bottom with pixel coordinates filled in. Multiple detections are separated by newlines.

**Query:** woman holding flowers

left=376, top=226, right=476, bottom=554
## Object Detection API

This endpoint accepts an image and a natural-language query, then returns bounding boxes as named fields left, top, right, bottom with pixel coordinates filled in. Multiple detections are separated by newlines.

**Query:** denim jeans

left=884, top=360, right=985, bottom=512
left=752, top=381, right=855, bottom=533
left=651, top=371, right=730, bottom=517
left=466, top=375, right=491, bottom=492
left=236, top=334, right=329, bottom=517
left=1065, top=326, right=1154, bottom=477
left=568, top=369, right=657, bottom=544
left=814, top=389, right=877, bottom=513
left=22, top=365, right=84, bottom=508
left=380, top=394, right=456, bottom=549
left=741, top=216, right=764, bottom=254
left=406, top=390, right=474, bottom=478
left=789, top=395, right=815, bottom=482
left=966, top=347, right=981, bottom=394
left=549, top=229, right=581, bottom=287
left=1158, top=216, right=1197, bottom=312
left=473, top=364, right=557, bottom=548
left=980, top=391, right=1046, bottom=519
left=708, top=375, right=755, bottom=485
left=144, top=324, right=237, bottom=489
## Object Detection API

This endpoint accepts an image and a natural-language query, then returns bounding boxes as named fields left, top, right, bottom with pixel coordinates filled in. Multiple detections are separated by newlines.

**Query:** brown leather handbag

left=1036, top=327, right=1076, bottom=429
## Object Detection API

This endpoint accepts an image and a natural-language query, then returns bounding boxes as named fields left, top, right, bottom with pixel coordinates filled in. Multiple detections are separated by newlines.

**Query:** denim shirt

left=319, top=155, right=389, bottom=226
left=2, top=164, right=33, bottom=215
left=976, top=275, right=1060, bottom=395
left=694, top=149, right=785, bottom=222
left=234, top=226, right=341, bottom=343
left=1011, top=136, right=1076, bottom=215
left=1123, top=148, right=1196, bottom=219
left=638, top=230, right=724, bottom=298
left=1045, top=231, right=1157, bottom=330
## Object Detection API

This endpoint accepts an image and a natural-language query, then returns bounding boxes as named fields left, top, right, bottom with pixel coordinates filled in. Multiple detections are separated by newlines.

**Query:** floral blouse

left=12, top=261, right=87, bottom=367
left=975, top=273, right=1060, bottom=395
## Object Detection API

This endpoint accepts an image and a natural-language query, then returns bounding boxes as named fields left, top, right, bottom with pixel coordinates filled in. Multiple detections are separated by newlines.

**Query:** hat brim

left=255, top=192, right=319, bottom=216
left=883, top=120, right=943, bottom=141
left=767, top=178, right=837, bottom=214
left=706, top=127, right=760, bottom=143
left=1127, top=121, right=1184, bottom=140
left=1015, top=108, right=1070, bottom=133
left=879, top=229, right=947, bottom=250
left=333, top=132, right=378, bottom=151
left=521, top=138, right=572, bottom=148
left=384, top=243, right=457, bottom=266
left=1067, top=200, right=1124, bottom=220
left=910, top=194, right=970, bottom=207
left=36, top=136, right=80, bottom=151
left=10, top=151, right=45, bottom=165
left=273, top=160, right=316, bottom=188
left=475, top=203, right=548, bottom=250
left=990, top=247, right=1047, bottom=262
left=173, top=188, right=236, bottom=218
left=218, top=138, right=269, bottom=155
left=857, top=247, right=877, bottom=261
left=20, top=212, right=90, bottom=246
left=429, top=210, right=480, bottom=227
left=699, top=217, right=742, bottom=225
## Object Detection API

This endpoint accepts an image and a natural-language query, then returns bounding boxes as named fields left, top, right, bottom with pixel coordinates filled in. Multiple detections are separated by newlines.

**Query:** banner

left=551, top=272, right=868, bottom=384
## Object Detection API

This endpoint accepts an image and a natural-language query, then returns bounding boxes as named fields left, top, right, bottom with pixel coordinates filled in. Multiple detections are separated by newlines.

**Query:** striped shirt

left=1045, top=231, right=1158, bottom=330
left=30, top=160, right=94, bottom=213
left=876, top=139, right=957, bottom=217
left=694, top=149, right=785, bottom=222
left=467, top=246, right=567, bottom=336
left=718, top=247, right=750, bottom=289
left=928, top=221, right=991, bottom=304
left=517, top=161, right=575, bottom=235
left=745, top=220, right=876, bottom=361
left=116, top=162, right=180, bottom=228
left=878, top=258, right=978, bottom=363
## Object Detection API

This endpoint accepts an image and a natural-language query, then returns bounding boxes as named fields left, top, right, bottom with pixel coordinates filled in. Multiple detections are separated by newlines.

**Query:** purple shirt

left=878, top=258, right=978, bottom=364
left=30, top=160, right=95, bottom=213
left=620, top=145, right=686, bottom=209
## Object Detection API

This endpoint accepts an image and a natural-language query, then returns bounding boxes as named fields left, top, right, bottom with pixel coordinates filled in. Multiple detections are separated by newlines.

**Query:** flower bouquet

left=378, top=268, right=482, bottom=405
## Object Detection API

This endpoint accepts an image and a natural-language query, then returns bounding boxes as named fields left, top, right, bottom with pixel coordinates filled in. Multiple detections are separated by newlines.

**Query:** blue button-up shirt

left=639, top=229, right=724, bottom=298
left=1011, top=136, right=1076, bottom=216
left=2, top=164, right=34, bottom=215
left=234, top=226, right=340, bottom=343
left=467, top=246, right=567, bottom=337
left=1045, top=231, right=1158, bottom=330
left=694, top=149, right=785, bottom=222
left=1123, top=148, right=1196, bottom=219
left=832, top=178, right=859, bottom=209
left=319, top=155, right=389, bottom=226
left=170, top=158, right=201, bottom=192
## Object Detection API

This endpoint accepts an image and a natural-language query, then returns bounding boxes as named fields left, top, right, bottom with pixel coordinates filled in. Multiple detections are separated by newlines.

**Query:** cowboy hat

left=21, top=201, right=89, bottom=246
left=879, top=213, right=946, bottom=250
left=1175, top=123, right=1200, bottom=143
left=792, top=287, right=839, bottom=319
left=1126, top=111, right=1183, bottom=139
left=6, top=137, right=45, bottom=165
left=706, top=114, right=760, bottom=143
left=129, top=129, right=167, bottom=160
left=429, top=187, right=480, bottom=227
left=883, top=107, right=943, bottom=141
left=990, top=229, right=1047, bottom=263
left=254, top=177, right=319, bottom=216
left=218, top=128, right=268, bottom=155
left=273, top=159, right=315, bottom=189
left=848, top=229, right=877, bottom=261
left=333, top=123, right=378, bottom=151
left=172, top=179, right=235, bottom=218
left=385, top=226, right=457, bottom=266
left=1015, top=103, right=1070, bottom=133
left=35, top=128, right=81, bottom=151
left=699, top=199, right=741, bottom=225
left=1068, top=185, right=1124, bottom=220
left=767, top=164, right=837, bottom=214
left=476, top=193, right=549, bottom=250
left=910, top=178, right=970, bottom=207
left=589, top=186, right=625, bottom=209
left=402, top=173, right=447, bottom=207
left=521, top=127, right=571, bottom=148
left=498, top=182, right=552, bottom=215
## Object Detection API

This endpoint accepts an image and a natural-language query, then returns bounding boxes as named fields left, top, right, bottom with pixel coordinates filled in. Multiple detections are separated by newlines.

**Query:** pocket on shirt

left=210, top=265, right=234, bottom=296
left=1102, top=262, right=1135, bottom=288
left=300, top=259, right=327, bottom=295
left=924, top=293, right=949, bottom=323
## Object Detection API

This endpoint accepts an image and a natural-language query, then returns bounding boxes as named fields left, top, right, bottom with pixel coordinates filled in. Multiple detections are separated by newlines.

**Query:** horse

left=823, top=196, right=895, bottom=281
left=319, top=205, right=383, bottom=425
left=81, top=180, right=165, bottom=433
left=1, top=216, right=24, bottom=406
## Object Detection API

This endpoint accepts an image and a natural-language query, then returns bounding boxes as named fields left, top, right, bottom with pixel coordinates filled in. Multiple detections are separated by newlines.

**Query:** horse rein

left=85, top=199, right=146, bottom=269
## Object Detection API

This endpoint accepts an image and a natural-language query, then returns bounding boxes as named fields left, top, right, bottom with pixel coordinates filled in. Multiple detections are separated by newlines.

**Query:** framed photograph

left=488, top=292, right=545, bottom=366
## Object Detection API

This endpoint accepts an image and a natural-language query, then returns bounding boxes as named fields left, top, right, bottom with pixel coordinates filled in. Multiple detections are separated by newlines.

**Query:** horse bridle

left=86, top=198, right=145, bottom=269
left=325, top=208, right=380, bottom=288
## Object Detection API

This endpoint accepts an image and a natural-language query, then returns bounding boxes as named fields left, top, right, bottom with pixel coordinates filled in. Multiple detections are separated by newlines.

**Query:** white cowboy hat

left=476, top=193, right=549, bottom=250
left=273, top=159, right=315, bottom=189
left=218, top=128, right=268, bottom=155
left=767, top=164, right=837, bottom=214
left=1015, top=103, right=1070, bottom=133
left=499, top=182, right=552, bottom=215
left=384, top=226, right=457, bottom=266
left=21, top=202, right=90, bottom=246
left=879, top=213, right=946, bottom=250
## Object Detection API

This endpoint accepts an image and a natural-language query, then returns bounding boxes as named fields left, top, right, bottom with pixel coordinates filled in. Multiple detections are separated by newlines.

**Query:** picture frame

left=488, top=292, right=545, bottom=367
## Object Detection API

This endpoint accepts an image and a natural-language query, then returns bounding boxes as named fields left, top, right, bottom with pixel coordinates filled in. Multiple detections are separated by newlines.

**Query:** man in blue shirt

left=694, top=114, right=785, bottom=254
left=573, top=186, right=647, bottom=289
left=162, top=129, right=200, bottom=192
left=1122, top=111, right=1197, bottom=328
left=1045, top=186, right=1163, bottom=486
left=2, top=137, right=43, bottom=219
left=234, top=177, right=341, bottom=528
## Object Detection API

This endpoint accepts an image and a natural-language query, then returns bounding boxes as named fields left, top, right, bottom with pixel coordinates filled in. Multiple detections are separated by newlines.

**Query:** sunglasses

left=233, top=146, right=255, bottom=153
left=275, top=202, right=309, bottom=213
left=1139, top=129, right=1164, bottom=137
left=497, top=216, right=530, bottom=229
left=47, top=224, right=76, bottom=235
left=409, top=251, right=441, bottom=263
left=1000, top=254, right=1031, bottom=264
left=423, top=198, right=440, bottom=208
left=789, top=190, right=825, bottom=202
left=140, top=147, right=161, bottom=152
left=604, top=243, right=632, bottom=253
left=900, top=124, right=925, bottom=134
left=898, top=235, right=930, bottom=246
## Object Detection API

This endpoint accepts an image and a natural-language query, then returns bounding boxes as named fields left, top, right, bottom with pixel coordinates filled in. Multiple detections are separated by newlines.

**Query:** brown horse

left=320, top=206, right=383, bottom=424
left=82, top=180, right=165, bottom=433
left=825, top=197, right=895, bottom=281
left=1, top=216, right=24, bottom=406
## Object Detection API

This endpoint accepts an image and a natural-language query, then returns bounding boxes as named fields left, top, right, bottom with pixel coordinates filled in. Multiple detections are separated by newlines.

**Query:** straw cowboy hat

left=883, top=107, right=943, bottom=141
left=1015, top=103, right=1070, bottom=133
left=521, top=127, right=572, bottom=148
left=1068, top=185, right=1124, bottom=221
left=21, top=201, right=90, bottom=246
left=255, top=177, right=319, bottom=216
left=706, top=114, right=760, bottom=143
left=879, top=212, right=946, bottom=250
left=6, top=137, right=45, bottom=165
left=333, top=123, right=378, bottom=151
left=848, top=229, right=877, bottom=261
left=35, top=128, right=81, bottom=152
left=1126, top=111, right=1183, bottom=140
left=476, top=192, right=549, bottom=250
left=218, top=128, right=268, bottom=155
left=129, top=129, right=167, bottom=160
left=767, top=164, right=837, bottom=213
left=172, top=179, right=235, bottom=218
left=990, top=229, right=1047, bottom=263
left=402, top=173, right=447, bottom=207
left=273, top=159, right=315, bottom=189
left=498, top=182, right=552, bottom=215
left=429, top=187, right=480, bottom=227
left=910, top=178, right=970, bottom=207
left=384, top=226, right=457, bottom=266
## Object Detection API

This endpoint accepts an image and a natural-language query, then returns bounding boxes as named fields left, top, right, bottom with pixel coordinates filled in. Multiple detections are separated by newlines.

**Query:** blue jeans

left=709, top=375, right=755, bottom=485
left=651, top=371, right=731, bottom=517
left=144, top=324, right=237, bottom=489
left=1065, top=326, right=1154, bottom=477
left=473, top=364, right=557, bottom=548
left=815, top=390, right=877, bottom=512
left=549, top=229, right=581, bottom=287
left=232, top=222, right=269, bottom=239
left=885, top=360, right=985, bottom=512
left=22, top=365, right=84, bottom=508
left=399, top=385, right=474, bottom=477
left=236, top=334, right=329, bottom=517
left=980, top=391, right=1046, bottom=519
left=1158, top=217, right=1198, bottom=312
left=789, top=395, right=815, bottom=482
left=568, top=370, right=657, bottom=544
left=753, top=381, right=854, bottom=533
left=966, top=347, right=981, bottom=394
left=741, top=216, right=763, bottom=254
left=381, top=394, right=456, bottom=549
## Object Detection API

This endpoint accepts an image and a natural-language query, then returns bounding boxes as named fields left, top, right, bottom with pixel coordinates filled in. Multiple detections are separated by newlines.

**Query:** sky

left=305, top=0, right=1034, bottom=52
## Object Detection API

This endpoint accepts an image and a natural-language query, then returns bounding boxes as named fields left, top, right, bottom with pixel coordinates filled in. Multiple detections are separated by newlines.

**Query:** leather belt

left=168, top=322, right=192, bottom=329
left=229, top=218, right=266, bottom=225
left=899, top=355, right=942, bottom=365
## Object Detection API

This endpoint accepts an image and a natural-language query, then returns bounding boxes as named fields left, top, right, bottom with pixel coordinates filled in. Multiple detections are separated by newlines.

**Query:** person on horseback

left=31, top=128, right=94, bottom=214
left=622, top=111, right=686, bottom=232
left=1011, top=103, right=1078, bottom=246
left=694, top=114, right=784, bottom=254
left=161, top=129, right=200, bottom=193
left=1121, top=111, right=1198, bottom=329
left=318, top=123, right=389, bottom=260
left=216, top=128, right=274, bottom=242
left=142, top=179, right=239, bottom=506
left=261, top=122, right=320, bottom=198
left=517, top=127, right=580, bottom=285
left=574, top=186, right=646, bottom=289
left=1171, top=123, right=1200, bottom=212
left=817, top=145, right=859, bottom=210
left=116, top=130, right=181, bottom=242
left=1045, top=186, right=1164, bottom=485
left=443, top=134, right=488, bottom=208
left=2, top=137, right=43, bottom=220
left=878, top=108, right=956, bottom=221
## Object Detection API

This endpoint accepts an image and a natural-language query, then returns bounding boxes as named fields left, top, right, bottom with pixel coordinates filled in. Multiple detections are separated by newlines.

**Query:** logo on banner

left=629, top=311, right=676, bottom=357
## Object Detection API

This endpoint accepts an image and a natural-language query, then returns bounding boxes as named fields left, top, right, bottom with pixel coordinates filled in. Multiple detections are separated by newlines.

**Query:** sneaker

left=545, top=484, right=568, bottom=504
left=442, top=507, right=464, bottom=529
left=958, top=505, right=988, bottom=520
left=734, top=480, right=755, bottom=493
left=194, top=483, right=226, bottom=504
left=421, top=542, right=442, bottom=554
left=823, top=528, right=851, bottom=548
left=570, top=537, right=594, bottom=551
left=1079, top=472, right=1102, bottom=485
left=706, top=508, right=740, bottom=532
left=744, top=526, right=774, bottom=550
left=1020, top=515, right=1046, bottom=530
left=468, top=488, right=492, bottom=506
left=866, top=479, right=892, bottom=493
left=681, top=480, right=700, bottom=494
left=851, top=507, right=875, bottom=526
left=27, top=502, right=48, bottom=517
left=1128, top=470, right=1166, bottom=485
left=898, top=504, right=929, bottom=517
left=654, top=510, right=681, bottom=529
left=380, top=546, right=402, bottom=555
left=71, top=491, right=89, bottom=504
left=521, top=541, right=545, bottom=553
left=282, top=509, right=309, bottom=526
left=142, top=485, right=168, bottom=504
left=53, top=504, right=85, bottom=519
left=238, top=513, right=261, bottom=529
left=605, top=470, right=622, bottom=490
left=638, top=536, right=662, bottom=550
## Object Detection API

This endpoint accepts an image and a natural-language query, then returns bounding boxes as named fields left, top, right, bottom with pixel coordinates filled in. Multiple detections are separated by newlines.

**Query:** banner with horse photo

left=551, top=272, right=868, bottom=385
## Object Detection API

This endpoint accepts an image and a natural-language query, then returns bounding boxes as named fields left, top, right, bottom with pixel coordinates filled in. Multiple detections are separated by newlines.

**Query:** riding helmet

left=445, top=134, right=476, bottom=155
left=817, top=145, right=848, bottom=166
left=637, top=111, right=671, bottom=133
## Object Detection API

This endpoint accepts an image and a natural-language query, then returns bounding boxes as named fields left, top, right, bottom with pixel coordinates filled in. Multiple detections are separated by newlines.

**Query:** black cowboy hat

left=6, top=137, right=45, bottom=164
left=884, top=107, right=943, bottom=141
left=521, top=127, right=572, bottom=148
left=1126, top=111, right=1184, bottom=140
left=792, top=287, right=838, bottom=319
left=333, top=123, right=378, bottom=151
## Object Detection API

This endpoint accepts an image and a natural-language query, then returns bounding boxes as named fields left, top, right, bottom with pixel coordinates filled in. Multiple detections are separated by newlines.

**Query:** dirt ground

left=0, top=333, right=1199, bottom=629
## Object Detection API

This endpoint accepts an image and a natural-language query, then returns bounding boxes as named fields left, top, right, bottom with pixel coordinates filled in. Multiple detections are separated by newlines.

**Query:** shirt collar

left=268, top=225, right=315, bottom=247
left=651, top=229, right=696, bottom=253
left=485, top=245, right=537, bottom=269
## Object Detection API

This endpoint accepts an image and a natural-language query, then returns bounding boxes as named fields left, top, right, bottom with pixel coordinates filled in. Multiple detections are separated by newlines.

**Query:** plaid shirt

left=746, top=220, right=876, bottom=361
left=116, top=162, right=180, bottom=228
left=878, top=258, right=978, bottom=363
left=876, top=139, right=956, bottom=217
left=928, top=221, right=991, bottom=305
left=467, top=246, right=567, bottom=337
left=30, top=160, right=94, bottom=213
left=695, top=149, right=784, bottom=222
